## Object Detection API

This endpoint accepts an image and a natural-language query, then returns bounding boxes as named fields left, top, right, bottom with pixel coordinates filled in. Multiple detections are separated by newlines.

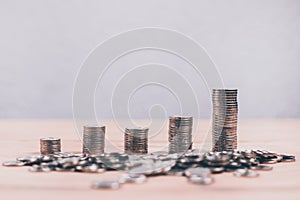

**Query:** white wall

left=0, top=0, right=300, bottom=118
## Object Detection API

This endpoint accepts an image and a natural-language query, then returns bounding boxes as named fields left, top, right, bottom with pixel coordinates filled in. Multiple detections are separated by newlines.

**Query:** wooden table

left=0, top=119, right=299, bottom=200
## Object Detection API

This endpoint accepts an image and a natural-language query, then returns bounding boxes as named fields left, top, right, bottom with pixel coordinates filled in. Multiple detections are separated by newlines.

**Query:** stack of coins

left=212, top=89, right=238, bottom=151
left=168, top=116, right=193, bottom=153
left=83, top=125, right=105, bottom=155
left=124, top=127, right=148, bottom=154
left=40, top=137, right=61, bottom=155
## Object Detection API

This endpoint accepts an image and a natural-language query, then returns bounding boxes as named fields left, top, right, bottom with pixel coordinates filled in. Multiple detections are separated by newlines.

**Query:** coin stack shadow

left=40, top=137, right=61, bottom=155
left=212, top=89, right=238, bottom=151
left=124, top=127, right=148, bottom=154
left=168, top=116, right=193, bottom=153
left=83, top=125, right=105, bottom=155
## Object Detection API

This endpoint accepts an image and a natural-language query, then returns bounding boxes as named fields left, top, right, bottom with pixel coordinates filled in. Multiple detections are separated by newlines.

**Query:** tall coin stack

left=124, top=127, right=148, bottom=154
left=168, top=116, right=193, bottom=153
left=83, top=125, right=105, bottom=155
left=212, top=89, right=238, bottom=151
left=40, top=137, right=61, bottom=155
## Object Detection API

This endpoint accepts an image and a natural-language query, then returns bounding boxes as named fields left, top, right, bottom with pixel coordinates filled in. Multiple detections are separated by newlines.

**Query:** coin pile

left=40, top=137, right=61, bottom=155
left=169, top=116, right=193, bottom=153
left=212, top=89, right=238, bottom=151
left=2, top=149, right=296, bottom=188
left=83, top=125, right=105, bottom=155
left=124, top=127, right=148, bottom=154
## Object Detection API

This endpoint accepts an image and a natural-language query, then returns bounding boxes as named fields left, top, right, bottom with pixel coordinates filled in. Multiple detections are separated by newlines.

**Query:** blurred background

left=0, top=0, right=300, bottom=119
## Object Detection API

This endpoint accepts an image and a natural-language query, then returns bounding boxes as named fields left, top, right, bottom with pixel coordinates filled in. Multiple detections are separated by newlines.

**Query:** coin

left=129, top=164, right=154, bottom=175
left=185, top=167, right=211, bottom=177
left=119, top=174, right=147, bottom=184
left=28, top=165, right=51, bottom=172
left=250, top=165, right=273, bottom=171
left=2, top=161, right=25, bottom=167
left=188, top=175, right=214, bottom=185
left=2, top=137, right=296, bottom=190
left=280, top=154, right=296, bottom=162
left=233, top=169, right=259, bottom=178
left=92, top=181, right=120, bottom=189
left=167, top=167, right=185, bottom=176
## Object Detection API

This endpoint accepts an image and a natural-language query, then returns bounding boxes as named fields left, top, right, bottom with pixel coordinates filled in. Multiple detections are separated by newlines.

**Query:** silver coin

left=119, top=173, right=147, bottom=184
left=233, top=169, right=259, bottom=178
left=250, top=165, right=273, bottom=171
left=2, top=161, right=25, bottom=167
left=151, top=151, right=169, bottom=157
left=82, top=164, right=100, bottom=173
left=280, top=154, right=296, bottom=162
left=92, top=181, right=120, bottom=189
left=167, top=168, right=185, bottom=176
left=28, top=165, right=51, bottom=172
left=129, top=164, right=154, bottom=175
left=188, top=175, right=214, bottom=185
left=185, top=167, right=211, bottom=177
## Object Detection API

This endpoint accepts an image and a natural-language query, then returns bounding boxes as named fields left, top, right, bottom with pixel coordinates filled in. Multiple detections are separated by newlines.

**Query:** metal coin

left=2, top=161, right=25, bottom=167
left=188, top=175, right=214, bottom=185
left=119, top=174, right=147, bottom=184
left=185, top=167, right=211, bottom=177
left=250, top=165, right=273, bottom=171
left=233, top=169, right=259, bottom=178
left=92, top=181, right=120, bottom=189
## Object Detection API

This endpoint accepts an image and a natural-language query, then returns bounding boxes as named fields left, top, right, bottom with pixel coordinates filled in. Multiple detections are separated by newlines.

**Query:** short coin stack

left=168, top=116, right=193, bottom=153
left=83, top=125, right=105, bottom=155
left=40, top=137, right=61, bottom=155
left=124, top=127, right=148, bottom=154
left=212, top=89, right=238, bottom=151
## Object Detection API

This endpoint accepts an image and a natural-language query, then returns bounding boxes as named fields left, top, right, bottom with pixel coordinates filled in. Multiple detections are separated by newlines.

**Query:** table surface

left=0, top=119, right=299, bottom=200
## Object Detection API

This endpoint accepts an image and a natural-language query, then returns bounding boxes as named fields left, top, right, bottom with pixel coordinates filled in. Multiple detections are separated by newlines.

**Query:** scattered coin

left=92, top=180, right=120, bottom=190
left=151, top=151, right=169, bottom=157
left=185, top=167, right=211, bottom=177
left=129, top=164, right=155, bottom=175
left=188, top=175, right=214, bottom=185
left=119, top=174, right=147, bottom=184
left=2, top=147, right=295, bottom=189
left=167, top=167, right=185, bottom=176
left=2, top=161, right=25, bottom=167
left=250, top=165, right=273, bottom=171
left=233, top=168, right=259, bottom=178
left=280, top=154, right=296, bottom=162
left=209, top=167, right=225, bottom=174
left=28, top=165, right=51, bottom=172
